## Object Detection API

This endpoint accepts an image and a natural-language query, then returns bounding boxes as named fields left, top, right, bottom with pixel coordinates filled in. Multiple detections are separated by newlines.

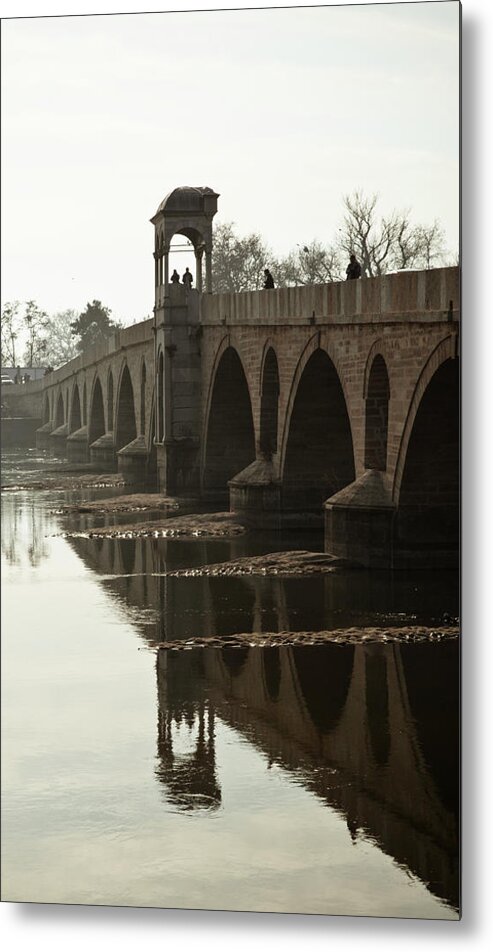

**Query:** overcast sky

left=1, top=1, right=460, bottom=324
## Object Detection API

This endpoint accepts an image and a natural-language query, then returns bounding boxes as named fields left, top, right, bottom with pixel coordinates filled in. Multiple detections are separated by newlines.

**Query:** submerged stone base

left=117, top=435, right=149, bottom=482
left=325, top=471, right=396, bottom=569
left=229, top=458, right=281, bottom=528
left=67, top=425, right=88, bottom=462
left=36, top=421, right=54, bottom=449
left=49, top=423, right=69, bottom=458
left=90, top=432, right=116, bottom=470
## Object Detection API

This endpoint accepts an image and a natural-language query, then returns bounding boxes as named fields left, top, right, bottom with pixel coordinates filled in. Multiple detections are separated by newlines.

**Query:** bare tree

left=43, top=309, right=81, bottom=368
left=24, top=300, right=49, bottom=366
left=340, top=190, right=448, bottom=276
left=276, top=240, right=343, bottom=286
left=1, top=301, right=22, bottom=366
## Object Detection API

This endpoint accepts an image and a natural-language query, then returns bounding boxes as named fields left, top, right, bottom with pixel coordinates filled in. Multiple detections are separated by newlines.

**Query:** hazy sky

left=1, top=1, right=460, bottom=324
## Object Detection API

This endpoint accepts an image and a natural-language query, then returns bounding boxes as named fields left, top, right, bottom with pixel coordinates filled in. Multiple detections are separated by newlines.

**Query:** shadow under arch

left=282, top=348, right=355, bottom=513
left=203, top=346, right=255, bottom=494
left=115, top=363, right=137, bottom=451
left=69, top=383, right=82, bottom=434
left=54, top=391, right=64, bottom=427
left=259, top=346, right=280, bottom=459
left=364, top=354, right=390, bottom=471
left=107, top=369, right=114, bottom=433
left=395, top=357, right=459, bottom=557
left=291, top=644, right=355, bottom=734
left=88, top=375, right=105, bottom=447
left=399, top=641, right=459, bottom=819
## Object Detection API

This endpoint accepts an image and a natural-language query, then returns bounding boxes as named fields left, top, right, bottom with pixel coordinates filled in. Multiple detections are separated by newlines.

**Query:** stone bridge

left=33, top=264, right=459, bottom=567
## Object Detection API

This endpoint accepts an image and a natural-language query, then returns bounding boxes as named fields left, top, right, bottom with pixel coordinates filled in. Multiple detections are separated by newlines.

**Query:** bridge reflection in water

left=63, top=530, right=459, bottom=913
left=156, top=643, right=459, bottom=913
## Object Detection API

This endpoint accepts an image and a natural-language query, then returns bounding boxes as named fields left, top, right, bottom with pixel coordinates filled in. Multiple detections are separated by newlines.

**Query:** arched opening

left=54, top=392, right=64, bottom=427
left=82, top=382, right=87, bottom=426
left=283, top=349, right=355, bottom=512
left=397, top=358, right=459, bottom=554
left=88, top=376, right=105, bottom=446
left=204, top=347, right=255, bottom=493
left=140, top=362, right=146, bottom=435
left=221, top=646, right=250, bottom=677
left=157, top=351, right=164, bottom=441
left=115, top=364, right=137, bottom=451
left=264, top=647, right=281, bottom=702
left=400, top=641, right=459, bottom=819
left=292, top=644, right=354, bottom=734
left=365, top=355, right=390, bottom=471
left=107, top=370, right=114, bottom=432
left=259, top=348, right=280, bottom=458
left=69, top=384, right=81, bottom=434
left=43, top=394, right=50, bottom=424
left=168, top=232, right=196, bottom=288
left=365, top=650, right=390, bottom=766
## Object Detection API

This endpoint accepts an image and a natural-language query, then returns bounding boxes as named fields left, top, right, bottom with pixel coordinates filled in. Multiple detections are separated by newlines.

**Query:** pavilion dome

left=155, top=186, right=218, bottom=216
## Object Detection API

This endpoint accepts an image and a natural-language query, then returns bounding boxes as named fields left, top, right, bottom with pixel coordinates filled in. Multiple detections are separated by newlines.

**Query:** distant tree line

left=1, top=300, right=121, bottom=371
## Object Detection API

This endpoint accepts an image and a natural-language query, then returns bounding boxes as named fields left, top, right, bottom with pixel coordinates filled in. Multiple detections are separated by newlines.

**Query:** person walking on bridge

left=263, top=268, right=275, bottom=289
left=170, top=269, right=180, bottom=283
left=346, top=254, right=362, bottom=280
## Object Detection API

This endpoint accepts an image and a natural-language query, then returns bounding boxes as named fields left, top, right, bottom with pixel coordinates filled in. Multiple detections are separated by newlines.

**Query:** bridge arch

left=364, top=354, right=390, bottom=471
left=393, top=335, right=459, bottom=504
left=393, top=337, right=459, bottom=556
left=115, top=362, right=137, bottom=451
left=107, top=369, right=114, bottom=432
left=43, top=393, right=50, bottom=424
left=281, top=346, right=355, bottom=512
left=54, top=391, right=64, bottom=427
left=259, top=345, right=280, bottom=459
left=88, top=374, right=105, bottom=446
left=140, top=360, right=147, bottom=435
left=69, top=382, right=82, bottom=434
left=203, top=344, right=255, bottom=493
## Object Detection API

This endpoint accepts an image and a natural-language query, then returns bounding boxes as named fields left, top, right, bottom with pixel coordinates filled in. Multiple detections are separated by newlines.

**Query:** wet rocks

left=60, top=511, right=247, bottom=540
left=155, top=626, right=460, bottom=651
left=166, top=550, right=359, bottom=577
left=56, top=493, right=182, bottom=515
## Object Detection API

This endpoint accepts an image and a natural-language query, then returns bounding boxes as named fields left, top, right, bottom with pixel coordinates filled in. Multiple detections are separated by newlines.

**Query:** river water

left=1, top=449, right=459, bottom=918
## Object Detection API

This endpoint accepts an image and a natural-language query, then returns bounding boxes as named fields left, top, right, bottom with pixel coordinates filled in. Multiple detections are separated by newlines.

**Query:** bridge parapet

left=201, top=267, right=459, bottom=326
left=43, top=318, right=155, bottom=386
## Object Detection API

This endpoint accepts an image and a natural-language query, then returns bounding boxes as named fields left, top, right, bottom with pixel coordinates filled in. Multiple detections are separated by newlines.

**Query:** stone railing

left=200, top=267, right=460, bottom=327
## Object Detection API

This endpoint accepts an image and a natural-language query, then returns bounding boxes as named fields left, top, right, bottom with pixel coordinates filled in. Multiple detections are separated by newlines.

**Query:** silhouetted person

left=170, top=269, right=180, bottom=283
left=14, top=366, right=22, bottom=384
left=182, top=267, right=193, bottom=288
left=346, top=254, right=362, bottom=280
left=263, top=268, right=275, bottom=289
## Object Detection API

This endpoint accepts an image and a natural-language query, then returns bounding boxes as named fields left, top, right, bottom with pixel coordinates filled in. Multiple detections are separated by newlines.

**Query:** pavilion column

left=195, top=248, right=204, bottom=292
left=163, top=248, right=169, bottom=287
left=205, top=248, right=213, bottom=292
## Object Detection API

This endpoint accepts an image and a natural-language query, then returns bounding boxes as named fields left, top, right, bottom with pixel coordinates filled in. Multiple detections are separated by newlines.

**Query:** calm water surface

left=1, top=449, right=459, bottom=917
